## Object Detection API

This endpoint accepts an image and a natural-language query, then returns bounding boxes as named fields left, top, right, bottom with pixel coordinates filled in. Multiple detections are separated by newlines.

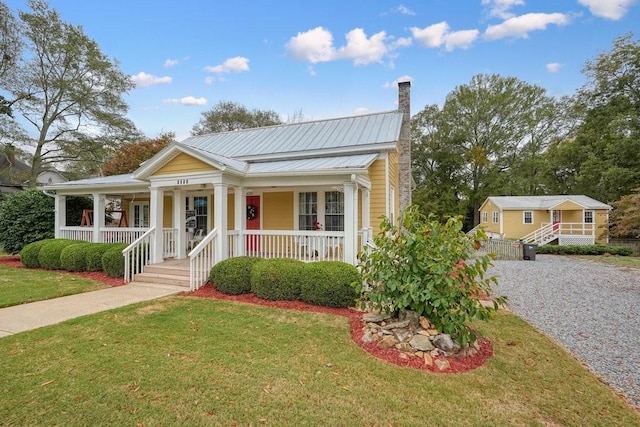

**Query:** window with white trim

left=481, top=212, right=488, bottom=223
left=523, top=211, right=533, bottom=224
left=584, top=210, right=594, bottom=224
left=298, top=192, right=318, bottom=230
left=492, top=211, right=499, bottom=223
left=131, top=202, right=149, bottom=227
left=324, top=191, right=344, bottom=231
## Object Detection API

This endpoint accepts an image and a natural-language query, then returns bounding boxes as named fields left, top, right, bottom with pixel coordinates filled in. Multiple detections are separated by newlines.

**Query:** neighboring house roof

left=483, top=195, right=612, bottom=211
left=180, top=110, right=403, bottom=160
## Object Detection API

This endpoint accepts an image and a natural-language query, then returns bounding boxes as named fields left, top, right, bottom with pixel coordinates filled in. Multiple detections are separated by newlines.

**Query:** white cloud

left=383, top=75, right=413, bottom=89
left=337, top=28, right=388, bottom=65
left=393, top=5, right=416, bottom=16
left=411, top=22, right=479, bottom=51
left=131, top=72, right=172, bottom=88
left=205, top=56, right=250, bottom=74
left=481, top=0, right=525, bottom=19
left=390, top=36, right=412, bottom=49
left=484, top=13, right=571, bottom=40
left=307, top=66, right=317, bottom=77
left=546, top=62, right=563, bottom=72
left=164, top=96, right=207, bottom=106
left=578, top=0, right=636, bottom=20
left=354, top=107, right=370, bottom=115
left=164, top=58, right=179, bottom=68
left=286, top=27, right=336, bottom=63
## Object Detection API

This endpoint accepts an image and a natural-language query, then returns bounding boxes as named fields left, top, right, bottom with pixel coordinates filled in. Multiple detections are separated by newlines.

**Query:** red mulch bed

left=0, top=254, right=492, bottom=372
left=185, top=284, right=493, bottom=374
left=0, top=255, right=125, bottom=287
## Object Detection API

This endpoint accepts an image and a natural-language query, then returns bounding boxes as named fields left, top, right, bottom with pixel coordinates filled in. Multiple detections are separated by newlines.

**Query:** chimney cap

left=398, top=80, right=411, bottom=87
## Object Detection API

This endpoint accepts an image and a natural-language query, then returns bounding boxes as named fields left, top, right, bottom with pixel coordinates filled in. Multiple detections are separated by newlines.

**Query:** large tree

left=191, top=100, right=282, bottom=135
left=2, top=0, right=139, bottom=184
left=102, top=132, right=174, bottom=176
left=609, top=189, right=640, bottom=238
left=0, top=1, right=23, bottom=117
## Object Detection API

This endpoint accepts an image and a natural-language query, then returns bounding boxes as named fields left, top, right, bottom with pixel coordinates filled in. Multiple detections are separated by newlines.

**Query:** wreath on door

left=246, top=204, right=257, bottom=220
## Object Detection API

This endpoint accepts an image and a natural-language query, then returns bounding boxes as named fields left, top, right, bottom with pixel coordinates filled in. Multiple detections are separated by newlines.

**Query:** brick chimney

left=397, top=80, right=411, bottom=213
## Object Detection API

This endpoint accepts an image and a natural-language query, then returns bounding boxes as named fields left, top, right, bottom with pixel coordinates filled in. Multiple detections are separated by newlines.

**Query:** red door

left=552, top=210, right=561, bottom=232
left=246, top=195, right=260, bottom=254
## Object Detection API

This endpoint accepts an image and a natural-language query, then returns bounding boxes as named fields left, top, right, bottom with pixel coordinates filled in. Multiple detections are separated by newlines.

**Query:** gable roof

left=484, top=195, right=612, bottom=211
left=180, top=110, right=403, bottom=160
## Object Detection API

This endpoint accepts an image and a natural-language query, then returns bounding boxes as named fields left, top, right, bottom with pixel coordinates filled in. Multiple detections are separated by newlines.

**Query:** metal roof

left=180, top=110, right=403, bottom=159
left=247, top=153, right=378, bottom=174
left=47, top=174, right=143, bottom=187
left=487, top=195, right=612, bottom=210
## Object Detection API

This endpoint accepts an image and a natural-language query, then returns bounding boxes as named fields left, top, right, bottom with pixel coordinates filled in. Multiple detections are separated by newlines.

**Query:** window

left=131, top=202, right=149, bottom=227
left=324, top=191, right=344, bottom=231
left=492, top=211, right=499, bottom=223
left=481, top=212, right=488, bottom=223
left=299, top=192, right=317, bottom=230
left=194, top=196, right=208, bottom=232
left=523, top=211, right=533, bottom=224
left=584, top=210, right=594, bottom=224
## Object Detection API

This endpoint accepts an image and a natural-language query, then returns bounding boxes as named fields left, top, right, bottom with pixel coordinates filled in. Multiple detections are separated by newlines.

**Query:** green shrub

left=101, top=244, right=127, bottom=277
left=60, top=243, right=93, bottom=272
left=20, top=239, right=56, bottom=268
left=37, top=239, right=77, bottom=270
left=0, top=188, right=54, bottom=254
left=210, top=256, right=263, bottom=295
left=355, top=206, right=505, bottom=346
left=300, top=261, right=360, bottom=308
left=251, top=258, right=305, bottom=301
left=536, top=244, right=633, bottom=256
left=86, top=243, right=122, bottom=271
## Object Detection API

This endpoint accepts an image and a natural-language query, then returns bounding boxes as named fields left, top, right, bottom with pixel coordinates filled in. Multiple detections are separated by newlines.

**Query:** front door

left=246, top=195, right=260, bottom=254
left=552, top=210, right=561, bottom=232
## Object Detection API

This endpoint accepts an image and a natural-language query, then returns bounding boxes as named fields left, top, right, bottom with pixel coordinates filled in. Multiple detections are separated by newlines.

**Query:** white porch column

left=173, top=188, right=185, bottom=258
left=234, top=186, right=246, bottom=257
left=92, top=193, right=105, bottom=243
left=54, top=194, right=66, bottom=238
left=150, top=187, right=164, bottom=263
left=214, top=183, right=228, bottom=263
left=343, top=182, right=358, bottom=264
left=361, top=188, right=370, bottom=231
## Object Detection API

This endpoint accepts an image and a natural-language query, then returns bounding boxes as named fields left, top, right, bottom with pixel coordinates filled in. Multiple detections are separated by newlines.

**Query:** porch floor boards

left=132, top=258, right=190, bottom=288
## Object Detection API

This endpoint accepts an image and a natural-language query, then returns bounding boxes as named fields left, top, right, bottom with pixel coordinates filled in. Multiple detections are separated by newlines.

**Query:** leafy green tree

left=610, top=189, right=640, bottom=238
left=102, top=132, right=175, bottom=176
left=0, top=188, right=54, bottom=253
left=0, top=1, right=23, bottom=117
left=354, top=206, right=504, bottom=345
left=191, top=100, right=283, bottom=135
left=2, top=0, right=140, bottom=184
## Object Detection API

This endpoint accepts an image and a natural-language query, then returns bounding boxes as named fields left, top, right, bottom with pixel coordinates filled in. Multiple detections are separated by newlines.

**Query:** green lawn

left=0, top=297, right=638, bottom=426
left=0, top=265, right=107, bottom=308
left=571, top=255, right=640, bottom=269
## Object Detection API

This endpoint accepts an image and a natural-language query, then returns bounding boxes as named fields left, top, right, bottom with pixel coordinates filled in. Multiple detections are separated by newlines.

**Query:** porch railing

left=522, top=222, right=595, bottom=245
left=59, top=226, right=93, bottom=242
left=162, top=228, right=177, bottom=258
left=189, top=228, right=218, bottom=291
left=123, top=227, right=154, bottom=283
left=228, top=230, right=345, bottom=262
left=59, top=226, right=176, bottom=258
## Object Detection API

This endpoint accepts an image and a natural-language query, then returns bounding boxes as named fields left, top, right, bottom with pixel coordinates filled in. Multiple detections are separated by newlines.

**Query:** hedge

left=210, top=256, right=263, bottom=295
left=37, top=239, right=77, bottom=270
left=86, top=243, right=123, bottom=272
left=536, top=244, right=633, bottom=256
left=300, top=261, right=360, bottom=308
left=60, top=242, right=93, bottom=272
left=20, top=239, right=56, bottom=268
left=251, top=258, right=305, bottom=301
left=102, top=244, right=128, bottom=277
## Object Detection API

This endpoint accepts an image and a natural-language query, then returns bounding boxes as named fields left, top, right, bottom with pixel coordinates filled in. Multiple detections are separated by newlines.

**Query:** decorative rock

left=435, top=358, right=450, bottom=370
left=378, top=335, right=399, bottom=350
left=399, top=310, right=420, bottom=329
left=382, top=320, right=410, bottom=330
left=415, top=351, right=424, bottom=358
left=395, top=342, right=415, bottom=353
left=427, top=329, right=439, bottom=336
left=457, top=346, right=478, bottom=357
left=409, top=334, right=434, bottom=351
left=392, top=328, right=412, bottom=342
left=363, top=311, right=393, bottom=323
left=362, top=330, right=375, bottom=344
left=419, top=317, right=431, bottom=330
left=433, top=334, right=456, bottom=353
left=399, top=352, right=409, bottom=360
left=417, top=330, right=430, bottom=336
left=423, top=353, right=434, bottom=367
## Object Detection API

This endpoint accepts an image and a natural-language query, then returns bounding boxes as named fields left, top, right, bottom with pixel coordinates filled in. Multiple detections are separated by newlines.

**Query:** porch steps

left=132, top=260, right=190, bottom=288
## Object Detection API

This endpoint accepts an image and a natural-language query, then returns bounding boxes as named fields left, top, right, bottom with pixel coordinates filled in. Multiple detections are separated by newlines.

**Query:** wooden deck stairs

left=131, top=259, right=191, bottom=288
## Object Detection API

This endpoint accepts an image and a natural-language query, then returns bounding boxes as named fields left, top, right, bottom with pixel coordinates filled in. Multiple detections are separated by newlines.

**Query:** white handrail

left=123, top=227, right=155, bottom=283
left=189, top=228, right=218, bottom=291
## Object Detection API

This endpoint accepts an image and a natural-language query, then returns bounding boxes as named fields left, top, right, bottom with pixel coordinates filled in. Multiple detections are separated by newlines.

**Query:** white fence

left=228, top=230, right=345, bottom=262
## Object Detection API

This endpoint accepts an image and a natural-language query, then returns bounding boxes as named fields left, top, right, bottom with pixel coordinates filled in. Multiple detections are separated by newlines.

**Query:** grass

left=0, top=297, right=638, bottom=426
left=0, top=265, right=107, bottom=308
left=570, top=255, right=640, bottom=269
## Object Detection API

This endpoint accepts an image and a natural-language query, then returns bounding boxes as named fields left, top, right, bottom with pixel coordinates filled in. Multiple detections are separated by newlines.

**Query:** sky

left=5, top=0, right=640, bottom=141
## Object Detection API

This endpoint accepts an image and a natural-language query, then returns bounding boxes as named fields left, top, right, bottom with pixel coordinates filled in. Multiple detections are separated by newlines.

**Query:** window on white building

left=492, top=211, right=499, bottom=223
left=584, top=210, right=594, bottom=224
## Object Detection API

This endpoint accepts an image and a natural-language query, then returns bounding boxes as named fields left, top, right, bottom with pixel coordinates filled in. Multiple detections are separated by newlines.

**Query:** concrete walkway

left=0, top=283, right=185, bottom=338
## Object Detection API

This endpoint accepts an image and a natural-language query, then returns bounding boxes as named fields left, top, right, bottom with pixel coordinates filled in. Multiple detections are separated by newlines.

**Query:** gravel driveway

left=488, top=255, right=640, bottom=409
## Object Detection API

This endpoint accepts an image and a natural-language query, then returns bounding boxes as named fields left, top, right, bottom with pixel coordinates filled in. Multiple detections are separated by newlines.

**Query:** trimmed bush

left=300, top=261, right=360, bottom=308
left=20, top=239, right=56, bottom=268
left=86, top=243, right=122, bottom=271
left=210, top=256, right=263, bottom=295
left=60, top=243, right=93, bottom=272
left=0, top=188, right=54, bottom=254
left=102, top=244, right=127, bottom=277
left=536, top=244, right=633, bottom=256
left=37, top=239, right=77, bottom=270
left=251, top=258, right=305, bottom=301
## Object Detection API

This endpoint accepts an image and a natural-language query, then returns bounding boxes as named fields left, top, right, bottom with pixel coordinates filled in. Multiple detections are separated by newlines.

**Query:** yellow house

left=478, top=195, right=612, bottom=245
left=45, top=82, right=413, bottom=290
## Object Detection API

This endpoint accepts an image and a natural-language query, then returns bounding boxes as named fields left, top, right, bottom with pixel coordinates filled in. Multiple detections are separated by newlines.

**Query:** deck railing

left=123, top=227, right=154, bottom=283
left=59, top=226, right=176, bottom=258
left=189, top=228, right=218, bottom=291
left=227, top=230, right=345, bottom=262
left=476, top=239, right=523, bottom=260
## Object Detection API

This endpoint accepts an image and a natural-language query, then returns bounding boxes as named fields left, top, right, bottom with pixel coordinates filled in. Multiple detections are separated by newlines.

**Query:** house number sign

left=177, top=179, right=189, bottom=185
